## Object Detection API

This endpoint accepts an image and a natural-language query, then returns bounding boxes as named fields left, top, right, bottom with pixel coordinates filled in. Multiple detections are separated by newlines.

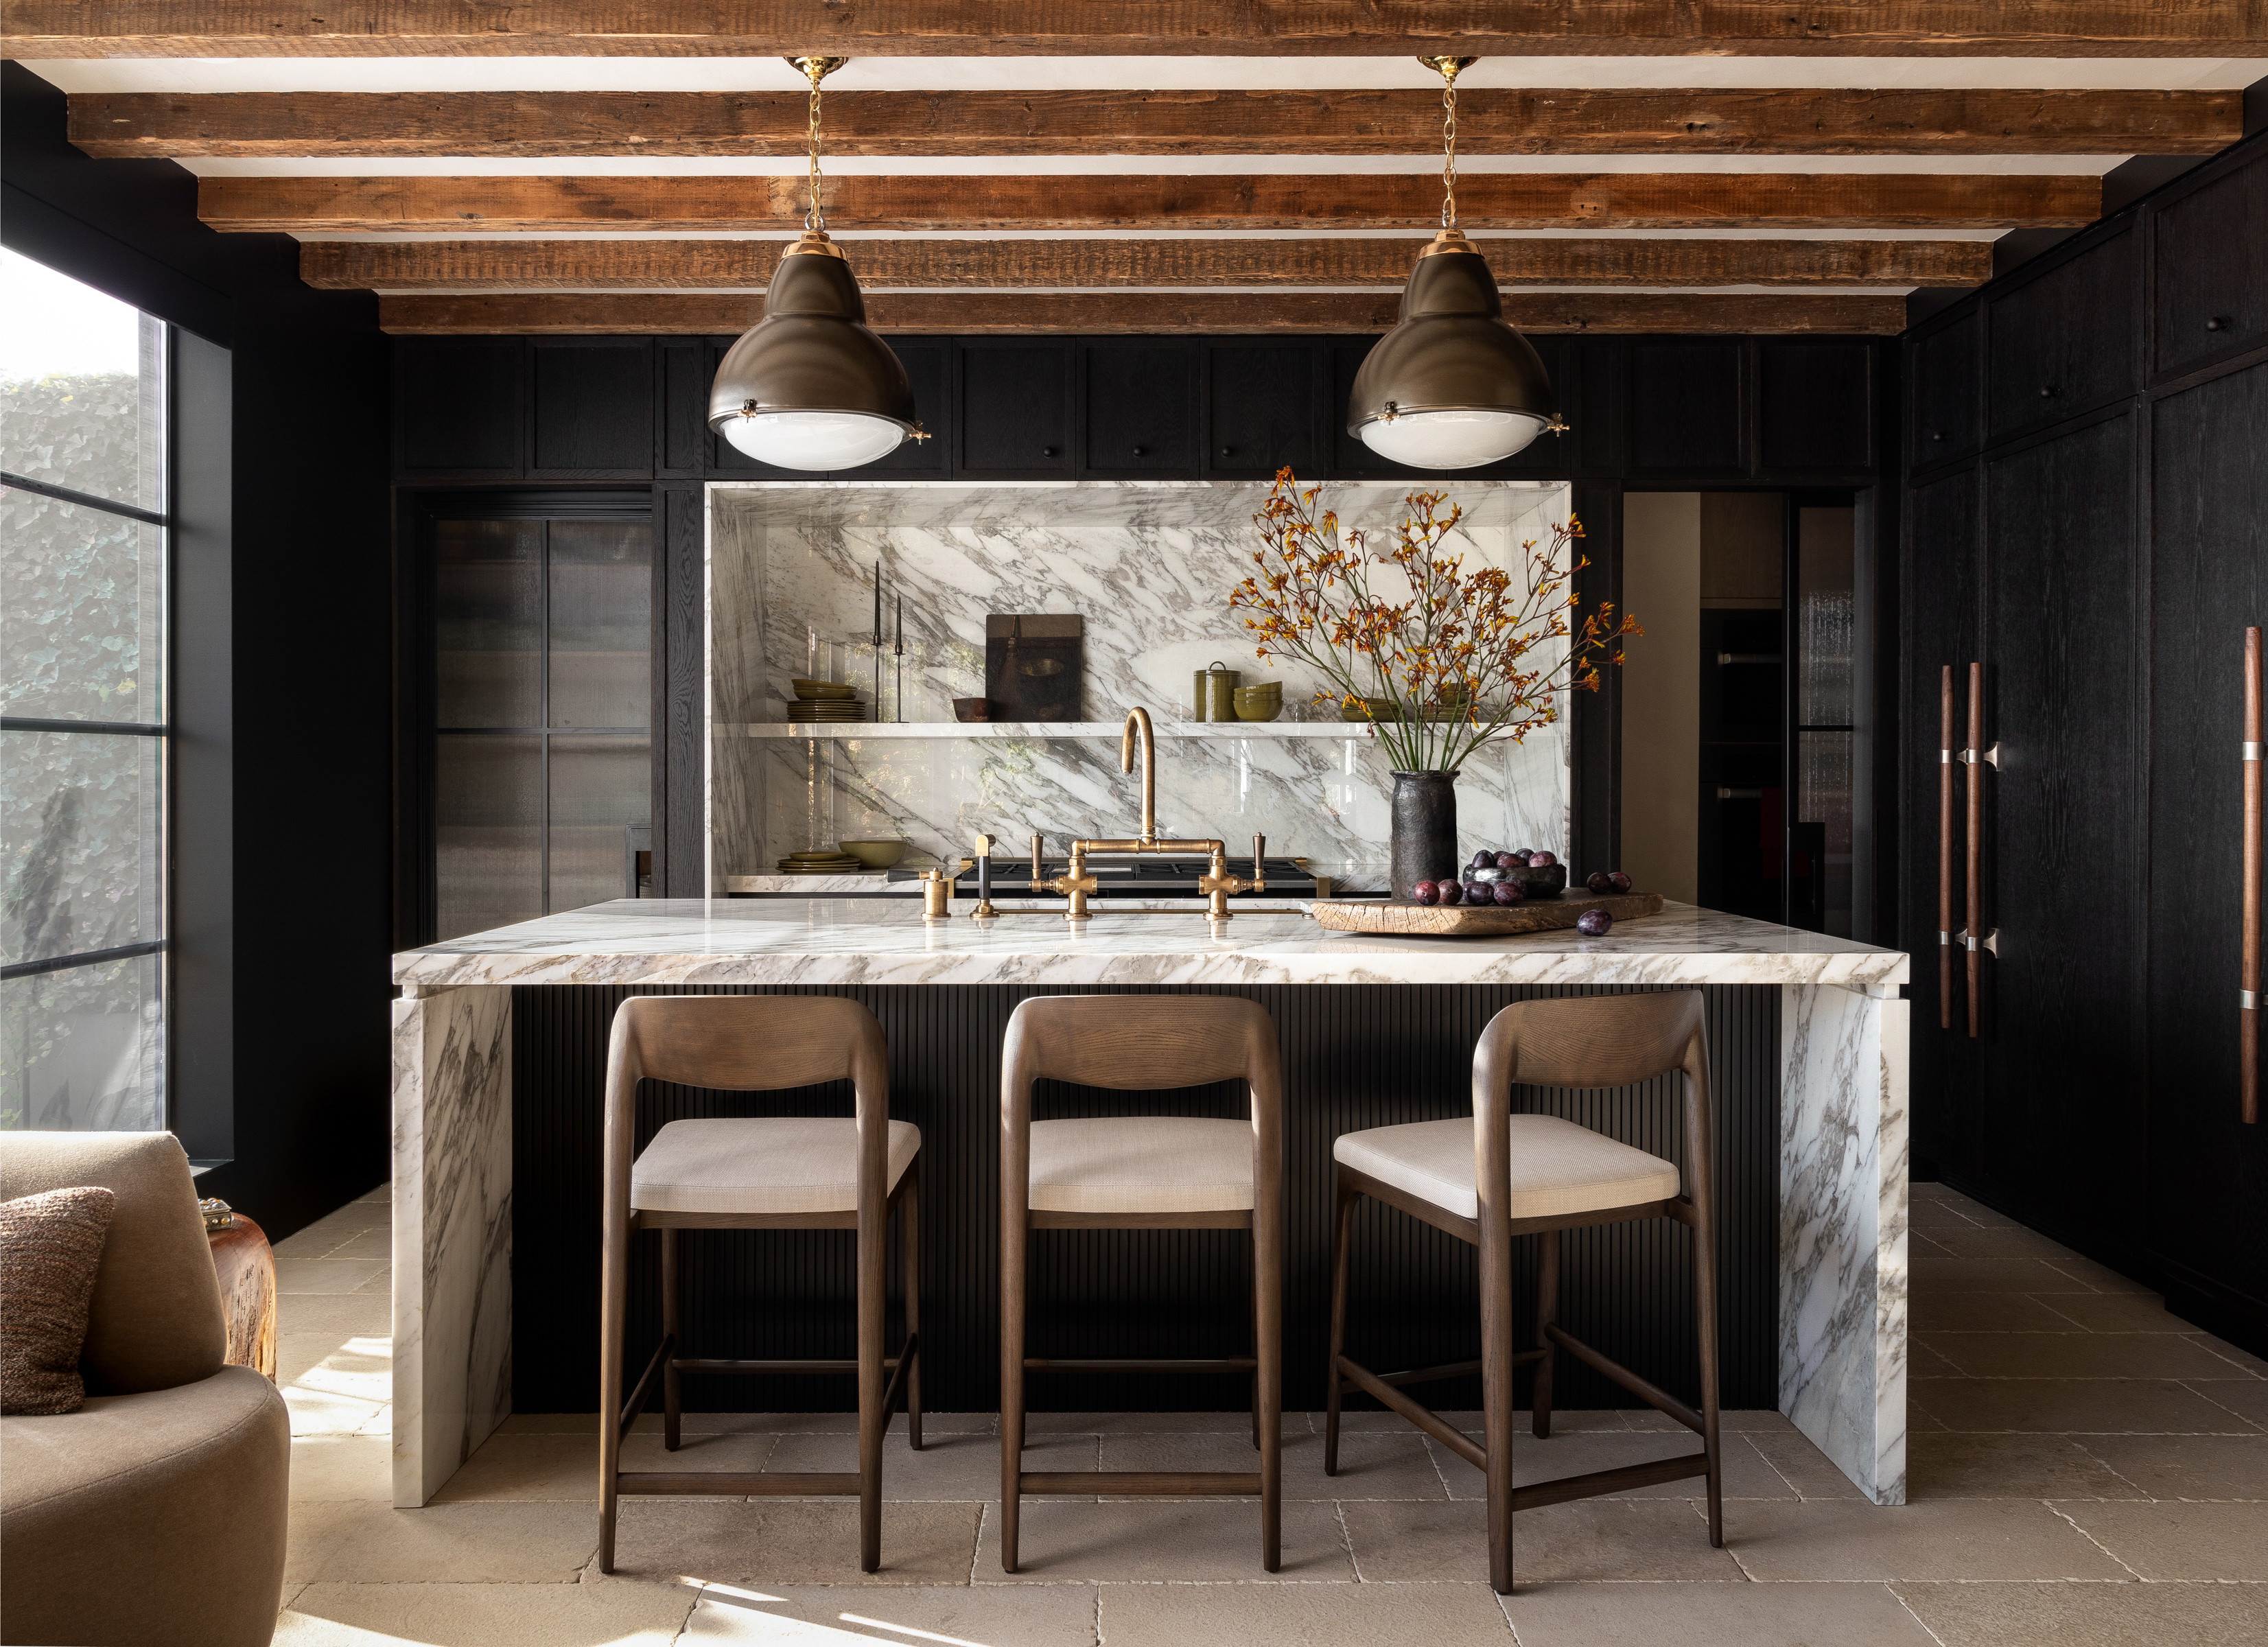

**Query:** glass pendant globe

left=1356, top=408, right=1548, bottom=470
left=721, top=409, right=905, bottom=471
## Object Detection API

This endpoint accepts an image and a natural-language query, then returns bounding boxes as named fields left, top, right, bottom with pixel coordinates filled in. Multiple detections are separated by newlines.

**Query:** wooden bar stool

left=1324, top=990, right=1722, bottom=1594
left=596, top=994, right=922, bottom=1575
left=998, top=993, right=1283, bottom=1573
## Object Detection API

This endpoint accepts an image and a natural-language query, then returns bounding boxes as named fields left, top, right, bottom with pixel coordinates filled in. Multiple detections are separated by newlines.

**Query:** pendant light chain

left=804, top=58, right=828, bottom=235
left=1440, top=61, right=1460, bottom=231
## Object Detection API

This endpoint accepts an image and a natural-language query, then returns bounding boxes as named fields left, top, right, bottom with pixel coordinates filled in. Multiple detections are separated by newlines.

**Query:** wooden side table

left=202, top=1200, right=277, bottom=1381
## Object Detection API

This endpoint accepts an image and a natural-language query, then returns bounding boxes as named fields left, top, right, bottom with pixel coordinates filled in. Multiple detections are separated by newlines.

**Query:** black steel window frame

left=402, top=489, right=655, bottom=945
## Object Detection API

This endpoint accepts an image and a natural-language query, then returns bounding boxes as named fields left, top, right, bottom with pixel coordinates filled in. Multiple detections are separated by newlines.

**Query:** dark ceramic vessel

left=1506, top=863, right=1569, bottom=899
left=1389, top=769, right=1460, bottom=896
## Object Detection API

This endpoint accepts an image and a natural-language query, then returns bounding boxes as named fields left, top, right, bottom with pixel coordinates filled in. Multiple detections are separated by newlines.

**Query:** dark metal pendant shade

left=708, top=236, right=921, bottom=469
left=1347, top=232, right=1559, bottom=469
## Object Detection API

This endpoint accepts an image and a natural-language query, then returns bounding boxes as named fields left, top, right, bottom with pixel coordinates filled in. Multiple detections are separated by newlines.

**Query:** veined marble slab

left=393, top=897, right=1908, bottom=993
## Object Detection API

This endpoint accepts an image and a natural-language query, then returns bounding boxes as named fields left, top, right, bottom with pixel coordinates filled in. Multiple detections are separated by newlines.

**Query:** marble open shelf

left=724, top=720, right=1388, bottom=739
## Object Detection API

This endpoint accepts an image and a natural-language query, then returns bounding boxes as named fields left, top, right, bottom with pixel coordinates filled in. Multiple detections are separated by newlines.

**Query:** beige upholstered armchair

left=1, top=1133, right=290, bottom=1647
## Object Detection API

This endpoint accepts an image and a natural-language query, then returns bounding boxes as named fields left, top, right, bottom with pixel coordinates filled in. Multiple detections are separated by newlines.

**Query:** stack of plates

left=775, top=850, right=865, bottom=874
left=786, top=699, right=869, bottom=723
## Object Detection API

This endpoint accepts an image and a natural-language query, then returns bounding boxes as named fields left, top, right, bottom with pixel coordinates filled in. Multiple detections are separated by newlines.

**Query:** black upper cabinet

left=1986, top=227, right=2139, bottom=440
left=530, top=339, right=653, bottom=478
left=961, top=344, right=1073, bottom=477
left=1910, top=310, right=1981, bottom=463
left=1757, top=342, right=1871, bottom=473
left=1572, top=339, right=1628, bottom=473
left=1630, top=342, right=1745, bottom=475
left=1085, top=345, right=1195, bottom=475
left=860, top=342, right=952, bottom=477
left=2153, top=147, right=2268, bottom=382
left=395, top=338, right=522, bottom=477
left=1206, top=344, right=1319, bottom=478
left=655, top=339, right=709, bottom=478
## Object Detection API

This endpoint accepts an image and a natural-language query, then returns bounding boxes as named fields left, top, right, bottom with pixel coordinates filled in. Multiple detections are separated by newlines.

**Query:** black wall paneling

left=1759, top=343, right=1874, bottom=473
left=530, top=338, right=653, bottom=478
left=513, top=983, right=1781, bottom=1417
left=396, top=338, right=522, bottom=478
left=1630, top=342, right=1746, bottom=476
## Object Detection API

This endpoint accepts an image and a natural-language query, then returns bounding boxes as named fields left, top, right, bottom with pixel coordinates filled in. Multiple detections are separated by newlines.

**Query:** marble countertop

left=395, top=898, right=1908, bottom=992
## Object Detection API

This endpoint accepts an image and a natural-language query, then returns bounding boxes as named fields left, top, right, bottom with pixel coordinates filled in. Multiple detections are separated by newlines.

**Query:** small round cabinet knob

left=2039, top=386, right=2059, bottom=398
left=1040, top=445, right=1060, bottom=457
left=1132, top=445, right=1148, bottom=456
left=2206, top=315, right=2233, bottom=331
left=1219, top=445, right=1235, bottom=456
left=1929, top=430, right=1948, bottom=442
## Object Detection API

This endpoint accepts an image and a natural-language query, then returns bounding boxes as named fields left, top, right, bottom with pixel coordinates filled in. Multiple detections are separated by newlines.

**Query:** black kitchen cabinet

left=655, top=339, right=710, bottom=478
left=863, top=342, right=952, bottom=477
left=1206, top=344, right=1320, bottom=478
left=530, top=339, right=653, bottom=478
left=395, top=338, right=522, bottom=478
left=1757, top=342, right=1872, bottom=474
left=1985, top=228, right=2140, bottom=441
left=1910, top=310, right=1981, bottom=463
left=2153, top=150, right=2268, bottom=382
left=960, top=344, right=1074, bottom=476
left=1085, top=344, right=1195, bottom=474
left=1630, top=342, right=1744, bottom=475
left=2145, top=362, right=2268, bottom=1341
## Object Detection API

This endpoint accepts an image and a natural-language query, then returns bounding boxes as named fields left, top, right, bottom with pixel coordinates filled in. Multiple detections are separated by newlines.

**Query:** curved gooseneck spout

left=1122, top=705, right=1157, bottom=847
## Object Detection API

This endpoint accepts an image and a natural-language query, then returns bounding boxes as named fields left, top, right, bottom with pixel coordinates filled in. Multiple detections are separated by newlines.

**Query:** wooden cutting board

left=1308, top=890, right=1664, bottom=937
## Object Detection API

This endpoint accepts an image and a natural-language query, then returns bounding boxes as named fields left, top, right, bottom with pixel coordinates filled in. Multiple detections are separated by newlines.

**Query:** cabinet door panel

left=530, top=340, right=652, bottom=477
left=961, top=344, right=1073, bottom=476
left=2146, top=363, right=2268, bottom=1336
left=655, top=338, right=710, bottom=478
left=1975, top=414, right=2143, bottom=1241
left=1910, top=312, right=1980, bottom=462
left=1630, top=343, right=1744, bottom=475
left=1987, top=231, right=2139, bottom=440
left=1207, top=344, right=1318, bottom=478
left=861, top=343, right=951, bottom=477
left=396, top=338, right=521, bottom=477
left=1758, top=342, right=1871, bottom=474
left=2153, top=153, right=2268, bottom=380
left=1086, top=344, right=1195, bottom=474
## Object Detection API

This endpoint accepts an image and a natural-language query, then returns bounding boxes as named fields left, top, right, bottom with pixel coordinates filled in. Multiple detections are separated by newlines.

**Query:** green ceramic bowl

left=837, top=838, right=909, bottom=869
left=1231, top=685, right=1282, bottom=722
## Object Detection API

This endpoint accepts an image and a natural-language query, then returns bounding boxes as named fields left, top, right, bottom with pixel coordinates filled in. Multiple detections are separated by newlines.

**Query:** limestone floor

left=270, top=1181, right=2267, bottom=1645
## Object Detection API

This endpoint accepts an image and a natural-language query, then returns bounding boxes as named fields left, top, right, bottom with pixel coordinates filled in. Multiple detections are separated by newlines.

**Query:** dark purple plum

left=1528, top=850, right=1558, bottom=867
left=1576, top=909, right=1613, bottom=937
left=1412, top=880, right=1440, bottom=905
left=1438, top=879, right=1464, bottom=906
left=1470, top=850, right=1496, bottom=871
left=1493, top=880, right=1524, bottom=905
left=1510, top=847, right=1537, bottom=861
left=1586, top=871, right=1615, bottom=893
left=1609, top=871, right=1632, bottom=893
left=1495, top=852, right=1521, bottom=870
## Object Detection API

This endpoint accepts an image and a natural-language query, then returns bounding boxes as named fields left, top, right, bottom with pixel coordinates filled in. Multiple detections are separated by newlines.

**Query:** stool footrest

left=671, top=1357, right=903, bottom=1375
left=1509, top=1452, right=1708, bottom=1510
left=1024, top=1357, right=1256, bottom=1372
left=616, top=1471, right=860, bottom=1496
left=1019, top=1471, right=1263, bottom=1496
left=1544, top=1324, right=1703, bottom=1434
left=1336, top=1355, right=1485, bottom=1471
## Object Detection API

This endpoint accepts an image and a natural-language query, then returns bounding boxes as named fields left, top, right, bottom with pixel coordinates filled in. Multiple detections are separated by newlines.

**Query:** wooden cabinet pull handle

left=1939, top=665, right=1957, bottom=1030
left=1964, top=662, right=1989, bottom=1038
left=2243, top=626, right=2262, bottom=1124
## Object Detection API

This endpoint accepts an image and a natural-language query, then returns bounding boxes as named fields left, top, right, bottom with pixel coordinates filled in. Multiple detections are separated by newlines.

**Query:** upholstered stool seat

left=633, top=1118, right=922, bottom=1215
left=1028, top=1117, right=1254, bottom=1213
left=1333, top=1115, right=1679, bottom=1223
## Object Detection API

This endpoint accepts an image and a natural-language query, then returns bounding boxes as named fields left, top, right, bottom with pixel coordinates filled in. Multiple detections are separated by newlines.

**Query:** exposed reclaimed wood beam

left=306, top=236, right=1991, bottom=291
left=377, top=290, right=1906, bottom=335
left=203, top=172, right=2102, bottom=234
left=73, top=87, right=2241, bottom=159
left=9, top=1, right=2260, bottom=58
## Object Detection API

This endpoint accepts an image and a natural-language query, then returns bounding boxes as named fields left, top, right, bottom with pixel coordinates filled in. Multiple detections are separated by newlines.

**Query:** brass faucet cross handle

left=969, top=834, right=998, bottom=920
left=1040, top=845, right=1099, bottom=923
left=1201, top=834, right=1270, bottom=920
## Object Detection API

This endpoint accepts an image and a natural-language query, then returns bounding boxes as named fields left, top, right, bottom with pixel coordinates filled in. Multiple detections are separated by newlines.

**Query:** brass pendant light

left=708, top=56, right=928, bottom=471
left=1346, top=56, right=1567, bottom=470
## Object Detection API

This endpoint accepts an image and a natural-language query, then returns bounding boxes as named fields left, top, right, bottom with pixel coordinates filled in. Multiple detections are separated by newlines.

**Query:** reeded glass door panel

left=548, top=520, right=651, bottom=729
left=1, top=951, right=161, bottom=1131
left=1795, top=506, right=1857, bottom=936
left=434, top=732, right=543, bottom=941
left=0, top=253, right=165, bottom=515
left=548, top=734, right=651, bottom=912
left=1, top=493, right=164, bottom=723
left=1, top=729, right=163, bottom=966
left=434, top=519, right=541, bottom=730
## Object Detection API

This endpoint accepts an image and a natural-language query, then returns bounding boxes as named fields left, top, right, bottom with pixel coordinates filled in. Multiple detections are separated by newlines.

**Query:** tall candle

left=895, top=592, right=904, bottom=653
left=873, top=563, right=883, bottom=647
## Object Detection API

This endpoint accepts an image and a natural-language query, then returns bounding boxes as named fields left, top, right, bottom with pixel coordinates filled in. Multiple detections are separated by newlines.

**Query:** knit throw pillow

left=1, top=1185, right=118, bottom=1415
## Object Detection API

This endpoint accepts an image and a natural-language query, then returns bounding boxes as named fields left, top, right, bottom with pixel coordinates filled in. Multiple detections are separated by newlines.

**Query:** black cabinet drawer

left=395, top=338, right=522, bottom=477
left=1987, top=229, right=2139, bottom=439
left=1910, top=311, right=1980, bottom=461
left=530, top=339, right=652, bottom=477
left=1758, top=342, right=1871, bottom=473
left=1630, top=342, right=1744, bottom=475
left=1084, top=345, right=1195, bottom=474
left=2153, top=151, right=2268, bottom=380
left=960, top=344, right=1073, bottom=476
left=1206, top=344, right=1319, bottom=478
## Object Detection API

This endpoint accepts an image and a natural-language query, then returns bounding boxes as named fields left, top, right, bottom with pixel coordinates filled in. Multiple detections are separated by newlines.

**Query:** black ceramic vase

left=1389, top=769, right=1460, bottom=899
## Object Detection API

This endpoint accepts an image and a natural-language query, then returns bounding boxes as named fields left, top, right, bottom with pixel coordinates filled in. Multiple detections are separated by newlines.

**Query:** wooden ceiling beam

left=306, top=235, right=1990, bottom=290
left=204, top=173, right=2101, bottom=233
left=10, top=1, right=2259, bottom=58
left=74, top=86, right=2239, bottom=159
left=377, top=290, right=1906, bottom=334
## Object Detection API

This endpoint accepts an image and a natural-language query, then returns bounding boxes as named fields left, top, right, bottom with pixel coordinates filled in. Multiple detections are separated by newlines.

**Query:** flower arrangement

left=1229, top=469, right=1639, bottom=773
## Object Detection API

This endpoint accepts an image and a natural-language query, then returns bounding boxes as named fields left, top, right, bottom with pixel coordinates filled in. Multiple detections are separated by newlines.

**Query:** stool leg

left=1249, top=1237, right=1261, bottom=1453
left=858, top=1187, right=887, bottom=1574
left=901, top=1163, right=924, bottom=1452
left=661, top=1227, right=682, bottom=1453
left=1322, top=1171, right=1356, bottom=1477
left=1254, top=1191, right=1283, bottom=1574
left=597, top=1215, right=628, bottom=1574
left=1531, top=1228, right=1559, bottom=1440
left=1481, top=1217, right=1518, bottom=1596
left=1693, top=1209, right=1724, bottom=1550
left=1000, top=1209, right=1027, bottom=1573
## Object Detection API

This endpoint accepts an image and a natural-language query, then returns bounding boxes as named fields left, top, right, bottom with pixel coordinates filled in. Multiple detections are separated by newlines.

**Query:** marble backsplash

left=708, top=480, right=1576, bottom=888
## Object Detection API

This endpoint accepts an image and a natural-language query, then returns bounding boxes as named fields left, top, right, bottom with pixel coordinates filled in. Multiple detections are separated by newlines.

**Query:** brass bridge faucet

left=1056, top=705, right=1239, bottom=923
left=1200, top=833, right=1270, bottom=920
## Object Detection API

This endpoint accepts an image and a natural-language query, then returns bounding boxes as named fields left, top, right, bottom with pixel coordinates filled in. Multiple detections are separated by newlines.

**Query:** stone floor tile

left=1910, top=1377, right=2254, bottom=1434
left=1325, top=1407, right=1625, bottom=1434
left=2039, top=1257, right=2157, bottom=1294
left=1425, top=1429, right=1792, bottom=1502
left=1910, top=1340, right=1968, bottom=1378
left=275, top=1258, right=391, bottom=1294
left=281, top=1338, right=392, bottom=1408
left=1501, top=1580, right=1938, bottom=1646
left=2052, top=1498, right=2268, bottom=1579
left=1923, top=1331, right=2248, bottom=1381
left=1912, top=1292, right=2086, bottom=1334
left=688, top=1582, right=1097, bottom=1644
left=612, top=1499, right=983, bottom=1587
left=500, top=1413, right=602, bottom=1435
left=1905, top=1432, right=2146, bottom=1499
left=2031, top=1291, right=2199, bottom=1333
left=620, top=1410, right=996, bottom=1438
left=1023, top=1410, right=1285, bottom=1436
left=1717, top=1410, right=1799, bottom=1432
left=1924, top=1191, right=2024, bottom=1227
left=1918, top=1225, right=2084, bottom=1263
left=289, top=1434, right=395, bottom=1502
left=1101, top=1580, right=1512, bottom=1645
left=1910, top=1259, right=2094, bottom=1294
left=974, top=1498, right=1352, bottom=1581
left=2075, top=1433, right=2268, bottom=1499
left=1909, top=1196, right=1984, bottom=1228
left=2186, top=1380, right=2268, bottom=1429
left=1742, top=1429, right=1874, bottom=1501
left=1909, top=1180, right=1962, bottom=1200
left=276, top=1580, right=696, bottom=1646
left=284, top=1501, right=600, bottom=1584
left=1724, top=1499, right=2129, bottom=1580
left=1893, top=1579, right=2268, bottom=1647
left=772, top=1427, right=1087, bottom=1499
left=1099, top=1426, right=1444, bottom=1500
left=282, top=1385, right=390, bottom=1439
left=270, top=1291, right=393, bottom=1344
left=354, top=1183, right=390, bottom=1203
left=2189, top=1335, right=2268, bottom=1378
left=314, top=1227, right=394, bottom=1261
left=1340, top=1497, right=1737, bottom=1583
left=353, top=1267, right=393, bottom=1294
left=436, top=1434, right=605, bottom=1502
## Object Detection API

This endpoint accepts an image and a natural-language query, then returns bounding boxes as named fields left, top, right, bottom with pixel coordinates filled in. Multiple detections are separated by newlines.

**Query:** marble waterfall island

left=392, top=898, right=1908, bottom=1513
left=707, top=480, right=1575, bottom=893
